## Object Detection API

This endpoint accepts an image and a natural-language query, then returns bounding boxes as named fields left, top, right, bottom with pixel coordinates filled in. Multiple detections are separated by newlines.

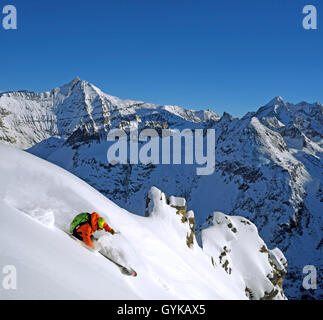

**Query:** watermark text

left=303, top=5, right=317, bottom=30
left=2, top=265, right=17, bottom=290
left=2, top=4, right=17, bottom=30
left=302, top=265, right=317, bottom=290
left=107, top=128, right=216, bottom=176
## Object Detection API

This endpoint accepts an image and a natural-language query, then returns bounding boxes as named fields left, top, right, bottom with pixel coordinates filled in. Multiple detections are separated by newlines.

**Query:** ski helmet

left=97, top=217, right=105, bottom=230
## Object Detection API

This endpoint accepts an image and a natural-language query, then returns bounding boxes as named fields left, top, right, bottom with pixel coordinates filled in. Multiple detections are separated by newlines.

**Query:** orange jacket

left=75, top=212, right=112, bottom=248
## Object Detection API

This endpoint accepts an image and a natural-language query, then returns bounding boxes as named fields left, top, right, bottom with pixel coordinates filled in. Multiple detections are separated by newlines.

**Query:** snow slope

left=0, top=144, right=285, bottom=300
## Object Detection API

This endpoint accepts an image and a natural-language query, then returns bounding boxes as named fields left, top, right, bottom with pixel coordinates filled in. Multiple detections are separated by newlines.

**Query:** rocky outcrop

left=145, top=187, right=196, bottom=249
left=145, top=187, right=288, bottom=300
left=201, top=212, right=288, bottom=300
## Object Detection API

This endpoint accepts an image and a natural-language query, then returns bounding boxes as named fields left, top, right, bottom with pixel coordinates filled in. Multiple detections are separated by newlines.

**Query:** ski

left=99, top=251, right=137, bottom=277
left=65, top=231, right=137, bottom=277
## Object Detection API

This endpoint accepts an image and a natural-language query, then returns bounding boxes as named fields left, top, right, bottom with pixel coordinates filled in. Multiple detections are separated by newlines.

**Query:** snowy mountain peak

left=265, top=96, right=285, bottom=107
left=0, top=80, right=222, bottom=149
left=218, top=112, right=234, bottom=124
left=64, top=76, right=81, bottom=88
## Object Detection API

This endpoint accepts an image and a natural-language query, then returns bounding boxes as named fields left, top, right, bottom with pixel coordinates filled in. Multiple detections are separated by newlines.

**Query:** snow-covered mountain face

left=0, top=145, right=286, bottom=299
left=0, top=78, right=219, bottom=149
left=0, top=79, right=321, bottom=299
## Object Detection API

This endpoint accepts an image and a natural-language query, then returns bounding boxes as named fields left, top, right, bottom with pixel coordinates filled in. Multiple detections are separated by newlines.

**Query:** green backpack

left=70, top=212, right=92, bottom=234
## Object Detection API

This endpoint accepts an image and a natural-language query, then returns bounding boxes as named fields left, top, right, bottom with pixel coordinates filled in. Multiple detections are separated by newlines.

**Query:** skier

left=70, top=212, right=116, bottom=249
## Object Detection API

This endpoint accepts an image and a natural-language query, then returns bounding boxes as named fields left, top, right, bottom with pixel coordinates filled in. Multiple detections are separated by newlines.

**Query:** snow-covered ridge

left=0, top=144, right=286, bottom=299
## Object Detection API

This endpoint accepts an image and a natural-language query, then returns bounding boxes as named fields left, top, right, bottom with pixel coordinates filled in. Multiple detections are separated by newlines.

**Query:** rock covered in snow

left=169, top=196, right=186, bottom=208
left=145, top=186, right=288, bottom=299
left=201, top=212, right=287, bottom=300
left=145, top=186, right=196, bottom=249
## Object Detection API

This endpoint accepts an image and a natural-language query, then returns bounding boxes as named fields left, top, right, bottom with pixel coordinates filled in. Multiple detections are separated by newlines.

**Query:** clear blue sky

left=0, top=0, right=322, bottom=117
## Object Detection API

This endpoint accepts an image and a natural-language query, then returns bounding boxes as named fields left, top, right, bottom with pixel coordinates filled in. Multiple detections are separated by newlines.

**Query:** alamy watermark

left=303, top=5, right=317, bottom=30
left=2, top=4, right=17, bottom=30
left=2, top=265, right=17, bottom=290
left=302, top=265, right=317, bottom=290
left=0, top=4, right=318, bottom=31
left=107, top=128, right=215, bottom=176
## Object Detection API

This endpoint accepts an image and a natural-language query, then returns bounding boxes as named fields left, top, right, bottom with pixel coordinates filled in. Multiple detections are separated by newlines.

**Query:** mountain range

left=0, top=78, right=322, bottom=299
